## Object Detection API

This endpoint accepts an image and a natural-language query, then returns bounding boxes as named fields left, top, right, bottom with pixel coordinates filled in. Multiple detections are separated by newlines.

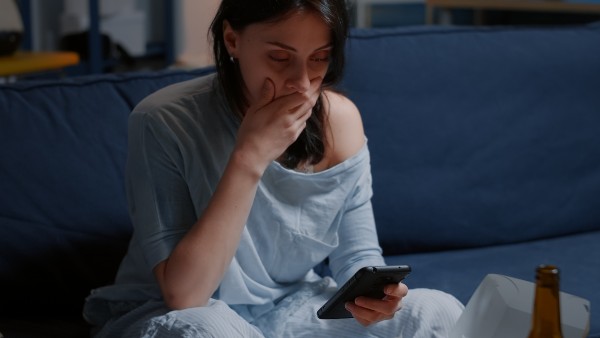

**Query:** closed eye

left=310, top=50, right=330, bottom=63
left=269, top=50, right=290, bottom=63
left=270, top=56, right=289, bottom=62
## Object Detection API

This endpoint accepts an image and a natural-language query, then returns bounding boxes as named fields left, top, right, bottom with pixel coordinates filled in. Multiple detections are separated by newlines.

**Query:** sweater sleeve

left=125, top=109, right=197, bottom=273
left=326, top=155, right=385, bottom=285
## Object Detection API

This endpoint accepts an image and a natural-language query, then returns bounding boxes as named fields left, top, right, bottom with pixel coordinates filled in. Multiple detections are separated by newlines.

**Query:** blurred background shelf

left=355, top=0, right=425, bottom=27
left=426, top=0, right=600, bottom=25
left=15, top=0, right=175, bottom=76
left=10, top=0, right=600, bottom=79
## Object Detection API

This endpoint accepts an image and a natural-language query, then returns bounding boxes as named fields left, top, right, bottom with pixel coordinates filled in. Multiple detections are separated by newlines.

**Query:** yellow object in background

left=0, top=51, right=79, bottom=77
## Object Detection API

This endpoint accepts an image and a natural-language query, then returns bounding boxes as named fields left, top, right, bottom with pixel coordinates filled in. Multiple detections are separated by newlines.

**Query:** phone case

left=317, top=265, right=411, bottom=319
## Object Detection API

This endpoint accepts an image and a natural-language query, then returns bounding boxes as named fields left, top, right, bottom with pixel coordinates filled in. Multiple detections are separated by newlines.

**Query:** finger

left=286, top=90, right=321, bottom=119
left=286, top=109, right=312, bottom=143
left=346, top=302, right=374, bottom=327
left=282, top=113, right=309, bottom=144
left=255, top=77, right=276, bottom=110
left=383, top=282, right=409, bottom=298
left=261, top=76, right=323, bottom=117
left=355, top=296, right=399, bottom=316
left=264, top=91, right=310, bottom=117
left=280, top=76, right=323, bottom=114
left=309, top=76, right=323, bottom=92
left=346, top=302, right=391, bottom=327
left=305, top=76, right=323, bottom=108
left=296, top=106, right=313, bottom=124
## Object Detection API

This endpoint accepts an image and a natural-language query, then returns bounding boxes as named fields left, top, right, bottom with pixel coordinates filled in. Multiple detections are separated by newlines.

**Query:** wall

left=175, top=0, right=219, bottom=68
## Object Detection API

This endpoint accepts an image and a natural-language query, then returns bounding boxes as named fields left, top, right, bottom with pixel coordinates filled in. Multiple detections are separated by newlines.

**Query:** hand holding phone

left=317, top=265, right=411, bottom=319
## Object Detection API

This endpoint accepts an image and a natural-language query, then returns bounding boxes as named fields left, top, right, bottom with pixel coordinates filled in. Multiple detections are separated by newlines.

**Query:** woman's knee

left=140, top=300, right=264, bottom=338
left=399, top=288, right=464, bottom=336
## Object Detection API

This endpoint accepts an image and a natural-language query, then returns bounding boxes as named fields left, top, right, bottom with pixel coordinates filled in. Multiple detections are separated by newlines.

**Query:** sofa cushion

left=342, top=23, right=600, bottom=254
left=0, top=67, right=215, bottom=318
left=385, top=230, right=600, bottom=338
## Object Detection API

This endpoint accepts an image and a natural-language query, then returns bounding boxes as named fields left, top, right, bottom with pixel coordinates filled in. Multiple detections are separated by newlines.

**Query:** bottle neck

left=529, top=267, right=563, bottom=338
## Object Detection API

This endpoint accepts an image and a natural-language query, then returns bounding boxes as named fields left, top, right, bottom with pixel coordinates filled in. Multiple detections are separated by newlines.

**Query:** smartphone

left=317, top=265, right=411, bottom=319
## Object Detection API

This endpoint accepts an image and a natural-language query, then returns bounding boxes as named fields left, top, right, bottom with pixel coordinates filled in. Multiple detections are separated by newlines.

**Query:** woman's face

left=223, top=10, right=332, bottom=109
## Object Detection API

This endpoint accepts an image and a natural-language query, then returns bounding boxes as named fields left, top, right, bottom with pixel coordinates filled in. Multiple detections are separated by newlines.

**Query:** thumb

left=258, top=78, right=275, bottom=106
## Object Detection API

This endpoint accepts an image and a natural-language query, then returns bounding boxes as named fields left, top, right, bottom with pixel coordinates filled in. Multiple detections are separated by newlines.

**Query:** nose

left=285, top=62, right=311, bottom=93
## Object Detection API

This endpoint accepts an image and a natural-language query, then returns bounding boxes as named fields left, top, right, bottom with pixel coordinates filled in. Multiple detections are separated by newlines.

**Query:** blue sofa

left=2, top=22, right=599, bottom=337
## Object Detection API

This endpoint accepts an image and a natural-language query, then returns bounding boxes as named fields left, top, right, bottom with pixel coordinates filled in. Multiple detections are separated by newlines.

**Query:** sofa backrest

left=341, top=23, right=600, bottom=254
left=0, top=68, right=215, bottom=317
left=2, top=22, right=600, bottom=318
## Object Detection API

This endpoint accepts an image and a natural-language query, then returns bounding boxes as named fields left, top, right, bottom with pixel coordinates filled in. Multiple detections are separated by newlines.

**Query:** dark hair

left=210, top=0, right=349, bottom=169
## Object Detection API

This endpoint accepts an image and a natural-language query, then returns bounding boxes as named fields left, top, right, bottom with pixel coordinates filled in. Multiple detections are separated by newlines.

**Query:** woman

left=83, top=0, right=464, bottom=337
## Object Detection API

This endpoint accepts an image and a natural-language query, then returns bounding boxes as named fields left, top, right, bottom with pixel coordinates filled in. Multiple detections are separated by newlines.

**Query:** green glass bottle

left=528, top=265, right=564, bottom=338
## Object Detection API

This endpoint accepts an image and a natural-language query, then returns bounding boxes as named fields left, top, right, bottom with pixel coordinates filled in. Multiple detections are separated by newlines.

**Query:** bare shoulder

left=322, top=90, right=365, bottom=167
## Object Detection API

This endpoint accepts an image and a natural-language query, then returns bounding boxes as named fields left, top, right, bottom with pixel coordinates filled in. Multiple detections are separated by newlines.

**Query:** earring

left=229, top=56, right=235, bottom=63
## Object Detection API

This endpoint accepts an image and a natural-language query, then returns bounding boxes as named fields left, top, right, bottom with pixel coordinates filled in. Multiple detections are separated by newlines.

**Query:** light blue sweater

left=84, top=73, right=384, bottom=326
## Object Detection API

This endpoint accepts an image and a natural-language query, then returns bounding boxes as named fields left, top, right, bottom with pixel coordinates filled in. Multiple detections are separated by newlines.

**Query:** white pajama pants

left=93, top=281, right=464, bottom=338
